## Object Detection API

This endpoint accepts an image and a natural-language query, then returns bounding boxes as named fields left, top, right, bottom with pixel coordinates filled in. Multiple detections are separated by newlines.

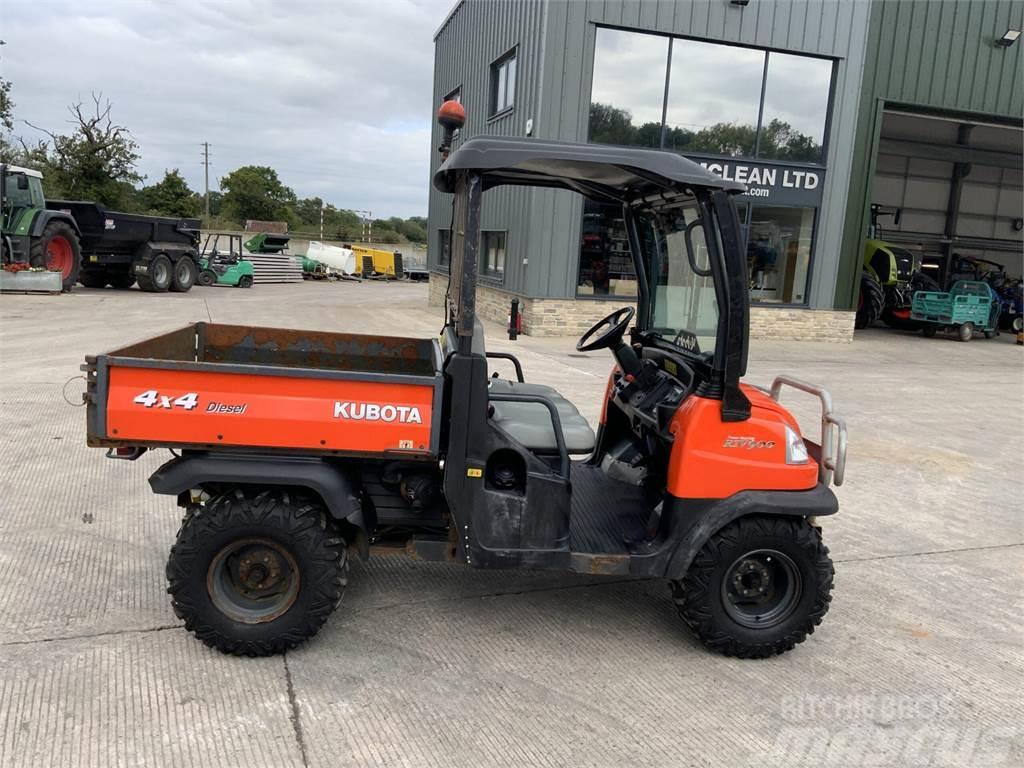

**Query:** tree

left=0, top=75, right=13, bottom=132
left=142, top=169, right=199, bottom=218
left=220, top=165, right=296, bottom=224
left=25, top=94, right=142, bottom=208
left=588, top=102, right=638, bottom=145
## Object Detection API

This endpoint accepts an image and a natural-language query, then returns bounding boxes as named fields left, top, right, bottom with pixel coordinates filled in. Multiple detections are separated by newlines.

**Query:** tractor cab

left=432, top=100, right=846, bottom=648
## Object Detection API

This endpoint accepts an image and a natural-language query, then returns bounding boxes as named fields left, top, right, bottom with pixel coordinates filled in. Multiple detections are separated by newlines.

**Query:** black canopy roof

left=433, top=137, right=746, bottom=202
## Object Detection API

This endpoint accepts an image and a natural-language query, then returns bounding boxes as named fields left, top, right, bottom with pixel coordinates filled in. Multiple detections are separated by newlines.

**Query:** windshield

left=639, top=201, right=721, bottom=359
left=3, top=173, right=44, bottom=210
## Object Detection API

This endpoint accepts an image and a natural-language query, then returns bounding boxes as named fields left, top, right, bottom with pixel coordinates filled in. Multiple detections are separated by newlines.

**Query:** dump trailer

left=50, top=200, right=200, bottom=292
left=85, top=101, right=848, bottom=661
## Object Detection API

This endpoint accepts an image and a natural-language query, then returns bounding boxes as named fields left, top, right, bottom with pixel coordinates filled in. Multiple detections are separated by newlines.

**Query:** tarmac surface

left=1, top=280, right=1021, bottom=767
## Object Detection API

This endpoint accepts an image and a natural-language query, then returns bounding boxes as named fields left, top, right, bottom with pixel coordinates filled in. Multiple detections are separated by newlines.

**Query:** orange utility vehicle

left=85, top=103, right=847, bottom=658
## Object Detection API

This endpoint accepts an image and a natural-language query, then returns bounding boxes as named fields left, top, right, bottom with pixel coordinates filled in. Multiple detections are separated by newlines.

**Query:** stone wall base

left=428, top=274, right=854, bottom=343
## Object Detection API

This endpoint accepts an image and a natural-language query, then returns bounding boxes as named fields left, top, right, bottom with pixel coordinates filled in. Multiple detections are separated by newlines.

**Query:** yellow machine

left=350, top=245, right=404, bottom=279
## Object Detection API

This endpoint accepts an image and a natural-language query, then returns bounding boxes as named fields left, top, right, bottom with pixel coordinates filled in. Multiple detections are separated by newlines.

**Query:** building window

left=443, top=87, right=463, bottom=142
left=482, top=231, right=506, bottom=278
left=757, top=53, right=832, bottom=163
left=438, top=229, right=451, bottom=268
left=576, top=200, right=638, bottom=297
left=588, top=29, right=668, bottom=147
left=490, top=49, right=517, bottom=116
left=664, top=39, right=764, bottom=158
left=588, top=27, right=832, bottom=164
left=746, top=206, right=816, bottom=304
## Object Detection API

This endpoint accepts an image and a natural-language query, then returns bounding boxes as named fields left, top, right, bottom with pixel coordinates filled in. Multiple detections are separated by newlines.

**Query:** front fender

left=663, top=484, right=838, bottom=580
left=149, top=452, right=373, bottom=555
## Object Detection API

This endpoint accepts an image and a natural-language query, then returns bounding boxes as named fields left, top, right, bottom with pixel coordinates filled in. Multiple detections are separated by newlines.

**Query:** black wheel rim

left=207, top=537, right=300, bottom=624
left=721, top=549, right=802, bottom=629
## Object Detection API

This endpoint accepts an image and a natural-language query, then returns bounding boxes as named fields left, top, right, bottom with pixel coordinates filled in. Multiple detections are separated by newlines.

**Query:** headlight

left=785, top=426, right=809, bottom=464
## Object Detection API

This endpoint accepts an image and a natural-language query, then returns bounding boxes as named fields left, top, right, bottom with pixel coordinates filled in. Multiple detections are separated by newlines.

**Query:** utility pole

left=319, top=199, right=324, bottom=241
left=201, top=142, right=211, bottom=218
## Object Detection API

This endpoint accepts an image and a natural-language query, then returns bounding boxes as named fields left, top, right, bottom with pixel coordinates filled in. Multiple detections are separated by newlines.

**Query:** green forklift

left=197, top=233, right=255, bottom=288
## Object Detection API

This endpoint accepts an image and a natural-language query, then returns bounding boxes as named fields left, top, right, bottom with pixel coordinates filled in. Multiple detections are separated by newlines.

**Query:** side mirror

left=16, top=175, right=29, bottom=190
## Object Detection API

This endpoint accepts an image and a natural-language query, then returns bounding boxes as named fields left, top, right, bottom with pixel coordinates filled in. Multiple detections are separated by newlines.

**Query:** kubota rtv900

left=85, top=102, right=847, bottom=658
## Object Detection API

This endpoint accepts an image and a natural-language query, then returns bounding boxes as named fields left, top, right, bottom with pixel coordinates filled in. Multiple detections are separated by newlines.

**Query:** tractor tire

left=166, top=489, right=348, bottom=657
left=137, top=254, right=173, bottom=292
left=910, top=271, right=941, bottom=293
left=198, top=270, right=217, bottom=287
left=855, top=270, right=884, bottom=329
left=29, top=221, right=81, bottom=292
left=107, top=271, right=136, bottom=290
left=170, top=256, right=197, bottom=292
left=672, top=515, right=833, bottom=659
left=958, top=323, right=974, bottom=342
left=238, top=274, right=253, bottom=289
left=78, top=269, right=109, bottom=289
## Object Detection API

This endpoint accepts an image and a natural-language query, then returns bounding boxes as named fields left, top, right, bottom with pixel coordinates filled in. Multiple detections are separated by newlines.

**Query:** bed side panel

left=105, top=366, right=436, bottom=454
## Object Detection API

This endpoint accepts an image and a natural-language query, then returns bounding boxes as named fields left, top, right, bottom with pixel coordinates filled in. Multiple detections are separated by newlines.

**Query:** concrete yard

left=1, top=280, right=1021, bottom=767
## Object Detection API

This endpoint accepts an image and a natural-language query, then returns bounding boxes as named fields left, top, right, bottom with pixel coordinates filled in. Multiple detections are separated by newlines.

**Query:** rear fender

left=663, top=484, right=838, bottom=580
left=29, top=210, right=81, bottom=238
left=149, top=453, right=373, bottom=556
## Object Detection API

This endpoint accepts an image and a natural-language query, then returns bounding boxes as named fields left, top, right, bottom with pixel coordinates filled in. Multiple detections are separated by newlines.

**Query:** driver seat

left=474, top=319, right=596, bottom=455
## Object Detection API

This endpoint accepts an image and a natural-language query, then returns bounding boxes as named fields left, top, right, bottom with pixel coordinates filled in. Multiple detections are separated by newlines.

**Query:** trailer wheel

left=238, top=274, right=253, bottom=289
left=30, top=221, right=81, bottom=292
left=170, top=256, right=197, bottom=292
left=672, top=515, right=833, bottom=659
left=198, top=270, right=217, bottom=287
left=166, top=489, right=348, bottom=656
left=958, top=322, right=974, bottom=342
left=137, top=254, right=172, bottom=292
left=78, top=269, right=108, bottom=289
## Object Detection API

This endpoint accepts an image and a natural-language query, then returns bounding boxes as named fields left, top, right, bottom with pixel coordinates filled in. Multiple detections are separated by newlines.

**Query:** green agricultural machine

left=197, top=233, right=254, bottom=288
left=856, top=205, right=940, bottom=329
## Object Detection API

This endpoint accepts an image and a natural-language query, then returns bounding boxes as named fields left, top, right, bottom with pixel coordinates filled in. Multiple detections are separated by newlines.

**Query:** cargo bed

left=85, top=323, right=442, bottom=458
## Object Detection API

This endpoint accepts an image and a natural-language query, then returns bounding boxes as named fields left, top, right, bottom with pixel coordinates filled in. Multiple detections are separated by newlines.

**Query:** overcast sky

left=3, top=0, right=455, bottom=218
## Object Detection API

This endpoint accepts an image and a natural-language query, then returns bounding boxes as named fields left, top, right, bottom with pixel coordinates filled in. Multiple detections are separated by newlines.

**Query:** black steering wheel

left=576, top=306, right=635, bottom=352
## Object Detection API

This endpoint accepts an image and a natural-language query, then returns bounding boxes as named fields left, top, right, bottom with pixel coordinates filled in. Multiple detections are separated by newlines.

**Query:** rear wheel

left=166, top=489, right=348, bottom=656
left=170, top=257, right=197, bottom=292
left=137, top=254, right=173, bottom=292
left=78, top=269, right=109, bottom=289
left=672, top=515, right=833, bottom=658
left=238, top=274, right=253, bottom=289
left=958, top=322, right=974, bottom=342
left=198, top=269, right=217, bottom=287
left=30, top=221, right=81, bottom=292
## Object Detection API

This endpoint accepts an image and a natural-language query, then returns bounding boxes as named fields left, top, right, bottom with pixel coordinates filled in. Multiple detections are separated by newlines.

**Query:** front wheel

left=166, top=490, right=348, bottom=656
left=237, top=274, right=253, bottom=289
left=672, top=516, right=833, bottom=658
left=958, top=322, right=974, bottom=342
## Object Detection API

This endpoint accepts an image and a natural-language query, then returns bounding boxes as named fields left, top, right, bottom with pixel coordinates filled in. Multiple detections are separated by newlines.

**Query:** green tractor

left=856, top=205, right=941, bottom=329
left=196, top=233, right=254, bottom=288
left=1, top=164, right=82, bottom=291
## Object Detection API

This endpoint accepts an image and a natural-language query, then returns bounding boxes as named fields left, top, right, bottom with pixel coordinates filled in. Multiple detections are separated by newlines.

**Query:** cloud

left=3, top=0, right=454, bottom=217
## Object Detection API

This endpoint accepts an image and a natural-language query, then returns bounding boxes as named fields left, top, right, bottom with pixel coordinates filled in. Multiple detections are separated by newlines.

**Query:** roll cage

left=434, top=137, right=752, bottom=421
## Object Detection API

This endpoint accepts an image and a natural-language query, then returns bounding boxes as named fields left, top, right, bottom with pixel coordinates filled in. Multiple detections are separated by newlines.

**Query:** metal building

left=427, top=0, right=1023, bottom=340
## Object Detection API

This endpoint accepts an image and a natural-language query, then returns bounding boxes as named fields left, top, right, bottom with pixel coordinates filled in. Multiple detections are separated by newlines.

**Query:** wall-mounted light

left=730, top=0, right=751, bottom=6
left=995, top=29, right=1020, bottom=47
